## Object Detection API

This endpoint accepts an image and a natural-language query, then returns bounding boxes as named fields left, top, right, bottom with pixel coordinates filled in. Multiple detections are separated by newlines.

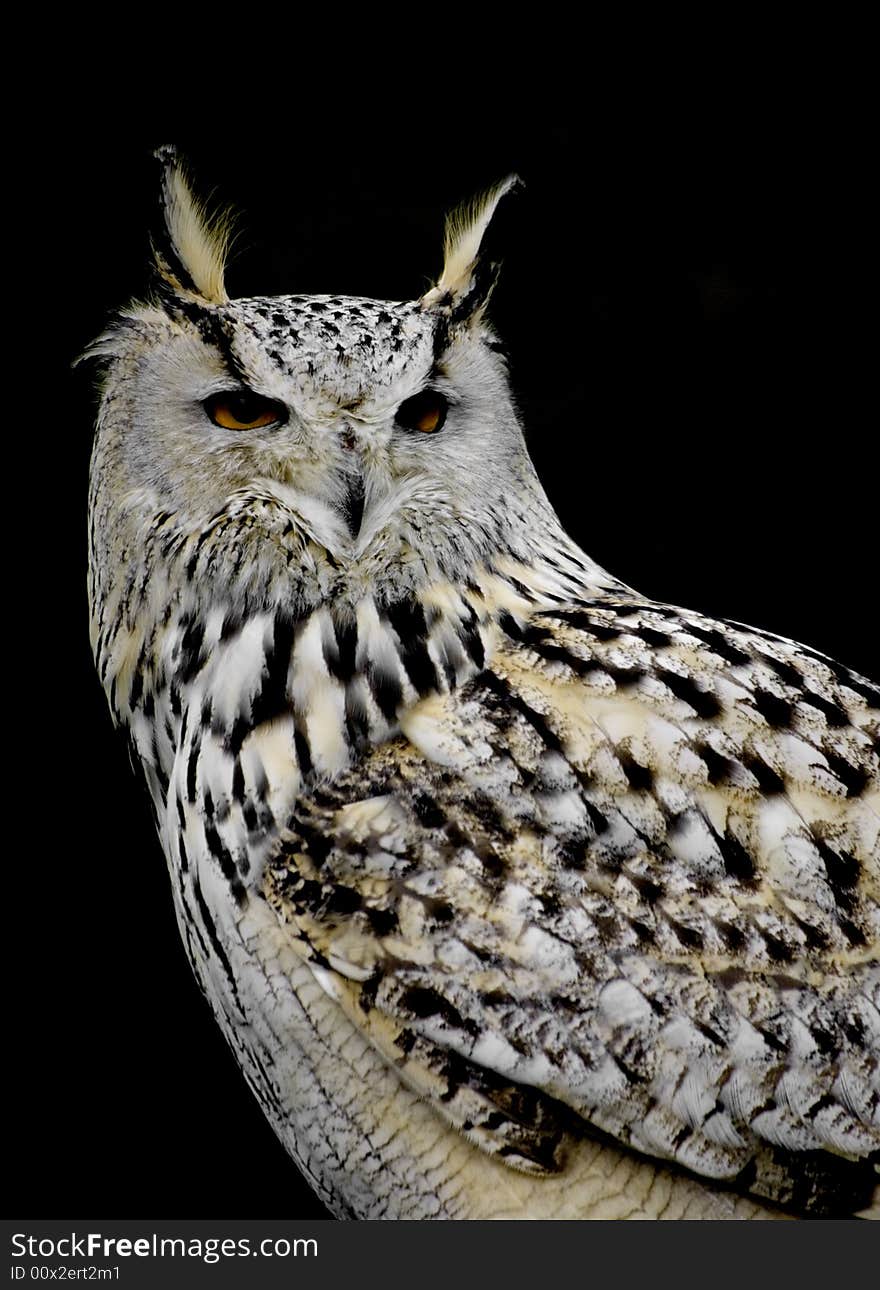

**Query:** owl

left=85, top=146, right=879, bottom=1220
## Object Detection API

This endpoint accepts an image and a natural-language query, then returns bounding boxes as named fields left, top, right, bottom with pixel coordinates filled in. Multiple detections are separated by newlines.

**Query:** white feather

left=155, top=145, right=234, bottom=304
left=421, top=174, right=520, bottom=307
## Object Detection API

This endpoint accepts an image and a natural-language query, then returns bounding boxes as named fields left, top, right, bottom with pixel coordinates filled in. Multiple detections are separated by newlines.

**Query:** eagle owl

left=86, top=147, right=879, bottom=1220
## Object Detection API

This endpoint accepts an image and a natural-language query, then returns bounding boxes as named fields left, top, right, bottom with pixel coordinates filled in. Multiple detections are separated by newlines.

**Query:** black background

left=12, top=96, right=875, bottom=1223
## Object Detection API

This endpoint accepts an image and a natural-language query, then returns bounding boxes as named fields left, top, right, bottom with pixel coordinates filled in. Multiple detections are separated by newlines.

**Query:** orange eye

left=204, top=391, right=287, bottom=431
left=395, top=390, right=449, bottom=435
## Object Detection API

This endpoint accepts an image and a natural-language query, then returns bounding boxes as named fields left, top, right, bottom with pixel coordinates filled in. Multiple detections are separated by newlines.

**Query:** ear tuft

left=152, top=145, right=235, bottom=305
left=421, top=175, right=522, bottom=317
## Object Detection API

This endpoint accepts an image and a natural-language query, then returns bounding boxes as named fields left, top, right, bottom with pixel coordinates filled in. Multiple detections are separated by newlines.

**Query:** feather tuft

left=422, top=174, right=522, bottom=312
left=152, top=145, right=235, bottom=304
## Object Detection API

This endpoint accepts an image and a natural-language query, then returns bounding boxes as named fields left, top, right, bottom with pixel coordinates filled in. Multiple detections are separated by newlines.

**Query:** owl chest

left=125, top=594, right=490, bottom=890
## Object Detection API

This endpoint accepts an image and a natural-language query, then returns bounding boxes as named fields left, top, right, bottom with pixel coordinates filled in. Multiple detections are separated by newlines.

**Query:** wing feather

left=262, top=595, right=880, bottom=1214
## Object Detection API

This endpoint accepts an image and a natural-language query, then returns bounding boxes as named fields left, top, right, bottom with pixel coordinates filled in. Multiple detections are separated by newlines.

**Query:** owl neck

left=92, top=485, right=626, bottom=801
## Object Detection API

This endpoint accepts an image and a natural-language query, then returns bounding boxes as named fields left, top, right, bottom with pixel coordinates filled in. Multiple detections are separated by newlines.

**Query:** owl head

left=86, top=149, right=588, bottom=634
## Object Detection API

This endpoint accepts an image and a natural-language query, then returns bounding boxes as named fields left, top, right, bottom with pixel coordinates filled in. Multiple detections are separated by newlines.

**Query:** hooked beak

left=343, top=474, right=365, bottom=538
left=337, top=424, right=366, bottom=538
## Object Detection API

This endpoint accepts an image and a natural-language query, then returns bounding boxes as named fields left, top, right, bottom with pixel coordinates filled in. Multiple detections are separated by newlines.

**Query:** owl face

left=110, top=286, right=522, bottom=568
left=86, top=155, right=561, bottom=633
left=86, top=159, right=549, bottom=617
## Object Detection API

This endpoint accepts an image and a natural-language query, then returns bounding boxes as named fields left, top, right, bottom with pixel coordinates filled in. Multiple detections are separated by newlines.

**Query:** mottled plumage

left=86, top=148, right=879, bottom=1220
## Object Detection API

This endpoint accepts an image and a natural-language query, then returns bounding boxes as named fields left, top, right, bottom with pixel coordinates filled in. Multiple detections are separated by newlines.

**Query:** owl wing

left=261, top=594, right=880, bottom=1215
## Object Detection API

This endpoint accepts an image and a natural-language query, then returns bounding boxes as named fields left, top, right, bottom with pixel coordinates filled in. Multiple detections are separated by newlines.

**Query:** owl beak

left=337, top=421, right=366, bottom=537
left=343, top=475, right=366, bottom=538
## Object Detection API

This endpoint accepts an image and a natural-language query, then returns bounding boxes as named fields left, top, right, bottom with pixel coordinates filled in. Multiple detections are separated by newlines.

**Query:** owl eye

left=395, top=390, right=448, bottom=435
left=204, top=391, right=288, bottom=431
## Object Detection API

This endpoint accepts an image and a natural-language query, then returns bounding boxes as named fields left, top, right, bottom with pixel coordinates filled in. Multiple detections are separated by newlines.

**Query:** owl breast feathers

left=86, top=148, right=879, bottom=1220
